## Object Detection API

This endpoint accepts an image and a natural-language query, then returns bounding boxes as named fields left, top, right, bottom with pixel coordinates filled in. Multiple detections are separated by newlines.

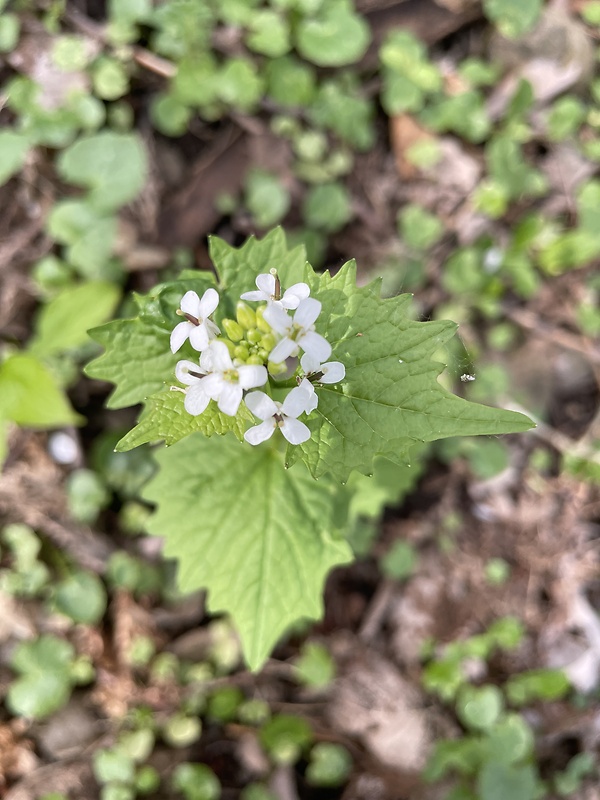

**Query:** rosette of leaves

left=87, top=229, right=532, bottom=670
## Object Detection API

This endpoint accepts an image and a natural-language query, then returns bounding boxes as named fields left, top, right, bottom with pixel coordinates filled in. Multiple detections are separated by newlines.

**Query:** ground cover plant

left=1, top=0, right=600, bottom=798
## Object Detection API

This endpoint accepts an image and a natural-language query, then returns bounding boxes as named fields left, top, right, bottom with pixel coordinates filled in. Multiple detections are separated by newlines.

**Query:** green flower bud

left=268, top=360, right=287, bottom=376
left=257, top=348, right=269, bottom=361
left=215, top=337, right=235, bottom=357
left=260, top=333, right=276, bottom=352
left=247, top=354, right=264, bottom=366
left=222, top=318, right=244, bottom=342
left=236, top=302, right=256, bottom=330
left=256, top=306, right=271, bottom=333
left=234, top=343, right=250, bottom=361
left=246, top=327, right=262, bottom=344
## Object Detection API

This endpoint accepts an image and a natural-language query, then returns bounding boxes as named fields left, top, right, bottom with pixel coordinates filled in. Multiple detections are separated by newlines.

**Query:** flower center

left=223, top=368, right=239, bottom=383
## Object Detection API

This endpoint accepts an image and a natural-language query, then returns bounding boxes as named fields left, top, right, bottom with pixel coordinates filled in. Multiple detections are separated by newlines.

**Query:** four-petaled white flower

left=200, top=341, right=267, bottom=417
left=174, top=354, right=212, bottom=416
left=170, top=288, right=220, bottom=354
left=244, top=386, right=312, bottom=446
left=300, top=353, right=346, bottom=384
left=265, top=298, right=331, bottom=364
left=241, top=272, right=310, bottom=310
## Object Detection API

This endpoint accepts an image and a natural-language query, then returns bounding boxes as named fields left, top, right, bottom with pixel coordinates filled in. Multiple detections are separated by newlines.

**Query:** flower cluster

left=170, top=271, right=346, bottom=446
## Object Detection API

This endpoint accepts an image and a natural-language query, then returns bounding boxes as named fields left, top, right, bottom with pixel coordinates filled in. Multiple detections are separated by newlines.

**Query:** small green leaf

left=0, top=130, right=30, bottom=186
left=266, top=56, right=316, bottom=107
left=505, top=669, right=570, bottom=705
left=94, top=749, right=136, bottom=785
left=294, top=641, right=335, bottom=688
left=398, top=204, right=444, bottom=250
left=483, top=0, right=542, bottom=38
left=0, top=13, right=20, bottom=52
left=172, top=763, right=220, bottom=800
left=54, top=571, right=107, bottom=624
left=296, top=5, right=370, bottom=67
left=142, top=434, right=353, bottom=670
left=456, top=685, right=504, bottom=731
left=246, top=10, right=290, bottom=57
left=260, top=714, right=313, bottom=764
left=150, top=93, right=192, bottom=136
left=7, top=635, right=75, bottom=719
left=477, top=761, right=539, bottom=800
left=306, top=742, right=352, bottom=787
left=380, top=540, right=418, bottom=581
left=0, top=354, right=82, bottom=427
left=303, top=183, right=352, bottom=233
left=217, top=57, right=263, bottom=112
left=57, top=132, right=147, bottom=212
left=30, top=282, right=120, bottom=356
left=51, top=35, right=91, bottom=71
left=92, top=56, right=130, bottom=100
left=245, top=170, right=291, bottom=228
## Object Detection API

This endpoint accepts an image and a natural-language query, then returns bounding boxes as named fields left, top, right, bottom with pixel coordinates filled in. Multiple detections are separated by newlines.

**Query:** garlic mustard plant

left=87, top=229, right=533, bottom=671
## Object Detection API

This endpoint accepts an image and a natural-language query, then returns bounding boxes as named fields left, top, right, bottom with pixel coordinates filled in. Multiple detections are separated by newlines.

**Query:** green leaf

left=456, top=685, right=504, bottom=731
left=0, top=354, right=82, bottom=427
left=245, top=170, right=291, bottom=228
left=217, top=57, right=263, bottom=112
left=0, top=130, right=30, bottom=186
left=7, top=635, right=75, bottom=719
left=57, top=132, right=147, bottom=212
left=483, top=0, right=542, bottom=38
left=0, top=13, right=20, bottom=52
left=92, top=56, right=130, bottom=100
left=295, top=4, right=370, bottom=67
left=303, top=183, right=352, bottom=233
left=477, top=761, right=539, bottom=800
left=266, top=56, right=316, bottom=107
left=287, top=262, right=533, bottom=481
left=398, top=204, right=444, bottom=250
left=116, top=389, right=251, bottom=450
left=246, top=10, right=291, bottom=57
left=86, top=275, right=215, bottom=408
left=54, top=571, right=107, bottom=624
left=142, top=434, right=352, bottom=670
left=209, top=228, right=307, bottom=312
left=505, top=668, right=570, bottom=705
left=30, top=282, right=120, bottom=356
left=294, top=641, right=336, bottom=688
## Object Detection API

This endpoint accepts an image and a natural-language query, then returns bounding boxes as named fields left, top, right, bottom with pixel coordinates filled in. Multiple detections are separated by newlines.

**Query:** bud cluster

left=169, top=269, right=346, bottom=446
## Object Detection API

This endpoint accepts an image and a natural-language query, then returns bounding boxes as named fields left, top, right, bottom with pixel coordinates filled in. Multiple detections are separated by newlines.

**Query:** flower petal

left=170, top=321, right=193, bottom=353
left=245, top=419, right=276, bottom=446
left=245, top=391, right=278, bottom=420
left=256, top=273, right=276, bottom=296
left=201, top=373, right=224, bottom=399
left=184, top=384, right=210, bottom=416
left=189, top=323, right=209, bottom=352
left=238, top=364, right=268, bottom=390
left=209, top=340, right=233, bottom=372
left=206, top=319, right=220, bottom=338
left=240, top=290, right=266, bottom=302
left=298, top=330, right=331, bottom=362
left=175, top=359, right=203, bottom=385
left=198, top=287, right=219, bottom=317
left=321, top=361, right=346, bottom=383
left=294, top=297, right=321, bottom=328
left=300, top=352, right=320, bottom=375
left=269, top=337, right=298, bottom=364
left=180, top=291, right=201, bottom=317
left=281, top=282, right=310, bottom=309
left=280, top=417, right=311, bottom=445
left=218, top=383, right=243, bottom=416
left=263, top=303, right=292, bottom=334
left=282, top=385, right=311, bottom=418
left=199, top=346, right=214, bottom=372
left=299, top=378, right=318, bottom=413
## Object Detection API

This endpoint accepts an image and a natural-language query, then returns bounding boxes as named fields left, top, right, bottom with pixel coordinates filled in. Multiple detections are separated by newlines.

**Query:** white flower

left=175, top=358, right=211, bottom=416
left=264, top=298, right=331, bottom=364
left=241, top=272, right=310, bottom=310
left=244, top=386, right=312, bottom=445
left=201, top=341, right=267, bottom=417
left=298, top=377, right=318, bottom=414
left=170, top=288, right=220, bottom=354
left=300, top=353, right=346, bottom=384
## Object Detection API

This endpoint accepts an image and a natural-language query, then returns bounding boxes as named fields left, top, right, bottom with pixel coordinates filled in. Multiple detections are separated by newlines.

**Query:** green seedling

left=294, top=641, right=336, bottom=689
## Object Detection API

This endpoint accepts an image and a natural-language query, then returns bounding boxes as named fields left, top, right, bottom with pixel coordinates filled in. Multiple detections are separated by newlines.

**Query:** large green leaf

left=0, top=354, right=82, bottom=427
left=142, top=434, right=352, bottom=670
left=286, top=261, right=534, bottom=481
left=116, top=389, right=251, bottom=450
left=210, top=227, right=308, bottom=310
